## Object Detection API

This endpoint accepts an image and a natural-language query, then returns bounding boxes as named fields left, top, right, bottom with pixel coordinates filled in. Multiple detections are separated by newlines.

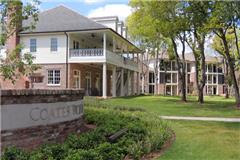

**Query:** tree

left=208, top=1, right=240, bottom=106
left=0, top=0, right=40, bottom=83
left=183, top=1, right=212, bottom=103
left=148, top=1, right=188, bottom=101
left=127, top=0, right=164, bottom=95
left=211, top=30, right=240, bottom=98
left=128, top=0, right=188, bottom=101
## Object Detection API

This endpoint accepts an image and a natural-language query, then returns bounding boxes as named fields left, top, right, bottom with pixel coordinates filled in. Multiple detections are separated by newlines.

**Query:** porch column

left=102, top=63, right=107, bottom=98
left=131, top=71, right=135, bottom=95
left=121, top=68, right=124, bottom=96
left=127, top=70, right=131, bottom=96
left=137, top=72, right=140, bottom=95
left=103, top=32, right=106, bottom=58
left=112, top=66, right=117, bottom=97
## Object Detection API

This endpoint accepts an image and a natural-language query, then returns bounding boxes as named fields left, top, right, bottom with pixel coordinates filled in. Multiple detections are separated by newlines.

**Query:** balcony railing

left=69, top=48, right=103, bottom=57
left=69, top=48, right=139, bottom=71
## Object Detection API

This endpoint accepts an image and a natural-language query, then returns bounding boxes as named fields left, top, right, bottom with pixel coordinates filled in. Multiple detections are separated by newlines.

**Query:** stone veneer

left=1, top=89, right=84, bottom=151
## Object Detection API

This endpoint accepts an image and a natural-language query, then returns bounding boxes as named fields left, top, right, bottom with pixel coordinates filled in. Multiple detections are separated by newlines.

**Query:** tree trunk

left=233, top=24, right=240, bottom=58
left=224, top=60, right=229, bottom=98
left=154, top=48, right=159, bottom=95
left=220, top=29, right=240, bottom=107
left=198, top=89, right=204, bottom=103
left=195, top=32, right=206, bottom=104
left=171, top=37, right=187, bottom=102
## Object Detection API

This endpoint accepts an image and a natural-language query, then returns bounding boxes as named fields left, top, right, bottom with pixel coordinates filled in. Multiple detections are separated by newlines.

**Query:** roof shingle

left=21, top=5, right=107, bottom=33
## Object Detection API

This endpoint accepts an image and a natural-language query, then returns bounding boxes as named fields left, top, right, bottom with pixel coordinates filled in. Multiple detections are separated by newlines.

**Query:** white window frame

left=30, top=38, right=37, bottom=52
left=50, top=38, right=58, bottom=52
left=47, top=69, right=61, bottom=86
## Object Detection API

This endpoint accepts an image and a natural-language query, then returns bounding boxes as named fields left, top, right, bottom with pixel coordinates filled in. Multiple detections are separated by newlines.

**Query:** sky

left=25, top=0, right=131, bottom=21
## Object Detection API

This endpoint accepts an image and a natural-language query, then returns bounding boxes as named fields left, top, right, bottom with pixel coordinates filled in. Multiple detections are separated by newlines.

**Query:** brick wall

left=31, top=63, right=67, bottom=89
left=1, top=89, right=84, bottom=151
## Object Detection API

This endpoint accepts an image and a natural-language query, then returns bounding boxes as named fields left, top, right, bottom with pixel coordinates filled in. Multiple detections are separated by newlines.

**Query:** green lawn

left=102, top=95, right=240, bottom=118
left=158, top=121, right=240, bottom=160
left=100, top=95, right=240, bottom=160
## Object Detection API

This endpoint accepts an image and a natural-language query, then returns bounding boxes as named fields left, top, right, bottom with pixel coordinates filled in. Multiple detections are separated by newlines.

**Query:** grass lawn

left=158, top=121, right=240, bottom=160
left=100, top=95, right=240, bottom=160
left=102, top=95, right=240, bottom=118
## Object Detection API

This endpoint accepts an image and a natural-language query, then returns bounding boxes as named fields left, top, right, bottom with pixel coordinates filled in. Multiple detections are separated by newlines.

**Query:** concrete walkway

left=160, top=116, right=240, bottom=122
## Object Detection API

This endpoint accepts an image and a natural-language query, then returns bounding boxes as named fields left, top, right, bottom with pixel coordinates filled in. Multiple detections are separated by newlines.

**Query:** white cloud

left=84, top=0, right=106, bottom=4
left=88, top=4, right=132, bottom=21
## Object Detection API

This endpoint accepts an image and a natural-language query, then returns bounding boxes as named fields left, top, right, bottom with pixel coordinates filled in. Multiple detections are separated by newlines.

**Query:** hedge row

left=1, top=107, right=172, bottom=160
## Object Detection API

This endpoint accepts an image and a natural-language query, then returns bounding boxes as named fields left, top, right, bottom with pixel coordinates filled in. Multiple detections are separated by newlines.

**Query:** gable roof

left=21, top=5, right=107, bottom=33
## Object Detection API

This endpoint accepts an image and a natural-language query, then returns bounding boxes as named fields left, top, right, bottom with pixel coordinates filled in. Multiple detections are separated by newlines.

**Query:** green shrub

left=64, top=149, right=102, bottom=160
left=1, top=147, right=29, bottom=160
left=96, top=142, right=125, bottom=160
left=35, top=143, right=67, bottom=160
left=128, top=141, right=143, bottom=160
left=1, top=107, right=172, bottom=160
left=65, top=131, right=105, bottom=150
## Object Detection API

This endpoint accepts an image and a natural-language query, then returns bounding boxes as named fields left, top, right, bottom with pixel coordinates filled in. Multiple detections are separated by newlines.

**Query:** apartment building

left=0, top=5, right=142, bottom=98
left=147, top=53, right=226, bottom=96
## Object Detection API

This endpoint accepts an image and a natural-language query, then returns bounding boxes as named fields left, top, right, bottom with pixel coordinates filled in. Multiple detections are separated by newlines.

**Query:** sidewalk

left=160, top=116, right=240, bottom=122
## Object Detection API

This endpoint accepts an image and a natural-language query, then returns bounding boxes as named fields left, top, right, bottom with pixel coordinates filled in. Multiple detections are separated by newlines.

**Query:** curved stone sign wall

left=1, top=89, right=84, bottom=151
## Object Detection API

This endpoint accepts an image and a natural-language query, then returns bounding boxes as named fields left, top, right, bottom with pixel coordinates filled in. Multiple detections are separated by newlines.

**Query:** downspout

left=65, top=32, right=69, bottom=88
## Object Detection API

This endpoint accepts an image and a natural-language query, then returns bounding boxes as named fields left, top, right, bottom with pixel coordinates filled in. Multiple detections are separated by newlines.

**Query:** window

left=51, top=38, right=58, bottom=51
left=213, top=65, right=217, bottom=72
left=218, top=75, right=224, bottom=84
left=187, top=63, right=191, bottom=72
left=160, top=72, right=165, bottom=84
left=165, top=73, right=171, bottom=83
left=218, top=66, right=223, bottom=73
left=172, top=61, right=177, bottom=71
left=48, top=70, right=60, bottom=85
left=213, top=75, right=217, bottom=84
left=73, top=40, right=79, bottom=49
left=29, top=73, right=43, bottom=83
left=30, top=39, right=36, bottom=52
left=73, top=70, right=81, bottom=88
left=187, top=74, right=190, bottom=83
left=149, top=72, right=155, bottom=83
left=172, top=73, right=177, bottom=83
left=166, top=61, right=171, bottom=71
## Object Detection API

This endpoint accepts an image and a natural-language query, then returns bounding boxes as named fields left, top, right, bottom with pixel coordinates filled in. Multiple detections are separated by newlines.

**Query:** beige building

left=0, top=6, right=142, bottom=98
left=146, top=53, right=226, bottom=96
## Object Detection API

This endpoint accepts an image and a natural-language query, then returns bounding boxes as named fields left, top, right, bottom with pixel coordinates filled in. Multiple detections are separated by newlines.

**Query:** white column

left=127, top=70, right=131, bottom=96
left=102, top=63, right=107, bottom=98
left=132, top=71, right=135, bottom=95
left=112, top=66, right=117, bottom=97
left=141, top=73, right=145, bottom=94
left=137, top=72, right=140, bottom=95
left=132, top=71, right=136, bottom=95
left=103, top=32, right=106, bottom=58
left=120, top=68, right=124, bottom=96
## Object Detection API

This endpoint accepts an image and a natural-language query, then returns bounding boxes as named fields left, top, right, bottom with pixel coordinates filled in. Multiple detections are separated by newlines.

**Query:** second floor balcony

left=69, top=48, right=139, bottom=72
left=67, top=30, right=141, bottom=72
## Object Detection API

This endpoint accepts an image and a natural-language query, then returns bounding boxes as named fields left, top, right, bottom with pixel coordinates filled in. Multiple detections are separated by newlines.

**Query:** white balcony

left=69, top=48, right=139, bottom=72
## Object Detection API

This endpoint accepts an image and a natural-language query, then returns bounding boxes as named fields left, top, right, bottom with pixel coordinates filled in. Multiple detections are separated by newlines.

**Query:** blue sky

left=23, top=0, right=131, bottom=21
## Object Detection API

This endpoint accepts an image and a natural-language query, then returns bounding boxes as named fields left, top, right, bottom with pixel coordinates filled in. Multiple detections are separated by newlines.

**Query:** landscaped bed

left=1, top=107, right=173, bottom=160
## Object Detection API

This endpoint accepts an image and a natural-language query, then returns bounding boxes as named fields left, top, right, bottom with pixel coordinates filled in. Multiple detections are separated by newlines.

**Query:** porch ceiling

left=68, top=29, right=141, bottom=53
